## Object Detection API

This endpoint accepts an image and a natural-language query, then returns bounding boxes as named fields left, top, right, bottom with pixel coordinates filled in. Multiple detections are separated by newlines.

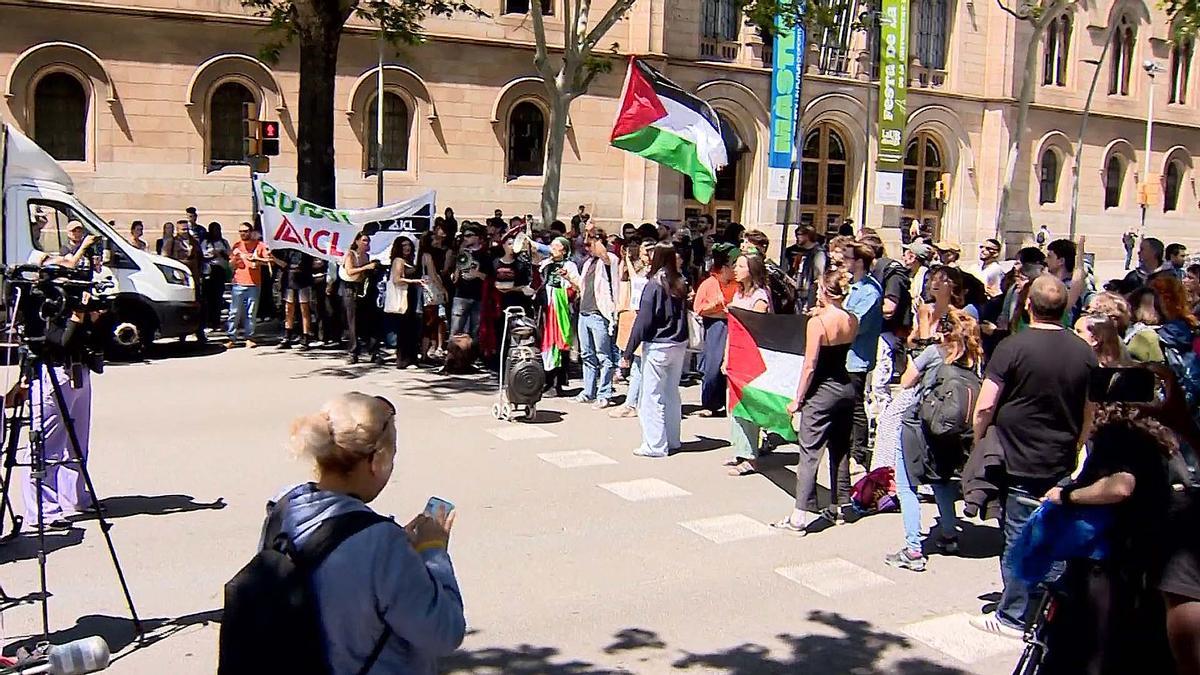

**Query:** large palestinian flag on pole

left=610, top=58, right=728, bottom=204
left=727, top=308, right=807, bottom=442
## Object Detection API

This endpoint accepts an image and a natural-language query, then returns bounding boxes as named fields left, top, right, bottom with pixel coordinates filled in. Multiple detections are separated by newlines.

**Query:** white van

left=1, top=124, right=200, bottom=352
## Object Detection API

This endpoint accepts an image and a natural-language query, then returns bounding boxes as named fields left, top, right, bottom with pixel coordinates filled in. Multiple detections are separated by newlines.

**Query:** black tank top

left=811, top=342, right=852, bottom=386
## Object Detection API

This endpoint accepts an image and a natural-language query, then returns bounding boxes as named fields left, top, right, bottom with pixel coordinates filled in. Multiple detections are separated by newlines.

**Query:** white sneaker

left=968, top=613, right=1024, bottom=641
left=632, top=446, right=667, bottom=458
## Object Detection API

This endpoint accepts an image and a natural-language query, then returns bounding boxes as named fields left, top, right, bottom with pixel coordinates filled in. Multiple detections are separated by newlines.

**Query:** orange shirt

left=693, top=273, right=738, bottom=318
left=231, top=241, right=269, bottom=286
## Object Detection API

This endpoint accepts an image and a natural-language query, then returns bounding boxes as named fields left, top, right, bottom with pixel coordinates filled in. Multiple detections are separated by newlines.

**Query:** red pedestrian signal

left=259, top=121, right=280, bottom=156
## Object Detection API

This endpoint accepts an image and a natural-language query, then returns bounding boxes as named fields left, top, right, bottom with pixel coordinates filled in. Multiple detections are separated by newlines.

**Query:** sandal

left=727, top=459, right=758, bottom=476
left=721, top=458, right=741, bottom=467
left=770, top=517, right=808, bottom=534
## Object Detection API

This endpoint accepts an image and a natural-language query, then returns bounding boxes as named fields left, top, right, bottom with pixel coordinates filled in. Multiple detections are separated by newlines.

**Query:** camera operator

left=14, top=256, right=101, bottom=530
left=43, top=220, right=100, bottom=271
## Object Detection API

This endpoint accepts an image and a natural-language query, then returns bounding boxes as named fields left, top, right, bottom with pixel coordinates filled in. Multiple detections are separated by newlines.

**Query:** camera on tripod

left=2, top=263, right=113, bottom=373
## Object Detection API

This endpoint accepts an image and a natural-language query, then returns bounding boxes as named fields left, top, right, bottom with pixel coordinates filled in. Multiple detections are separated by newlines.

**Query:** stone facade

left=0, top=0, right=1196, bottom=260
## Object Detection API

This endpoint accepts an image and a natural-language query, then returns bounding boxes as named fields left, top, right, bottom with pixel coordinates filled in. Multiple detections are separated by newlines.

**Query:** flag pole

left=376, top=32, right=385, bottom=208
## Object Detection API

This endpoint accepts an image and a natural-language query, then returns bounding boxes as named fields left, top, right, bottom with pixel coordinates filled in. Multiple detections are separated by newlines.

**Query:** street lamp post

left=1068, top=39, right=1111, bottom=239
left=1139, top=60, right=1161, bottom=233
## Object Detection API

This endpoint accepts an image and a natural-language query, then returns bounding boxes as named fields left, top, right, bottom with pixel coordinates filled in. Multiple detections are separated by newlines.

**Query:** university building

left=0, top=0, right=1195, bottom=260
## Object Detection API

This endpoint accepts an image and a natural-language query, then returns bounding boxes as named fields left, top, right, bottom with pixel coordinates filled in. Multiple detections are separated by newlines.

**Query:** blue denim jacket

left=845, top=275, right=883, bottom=373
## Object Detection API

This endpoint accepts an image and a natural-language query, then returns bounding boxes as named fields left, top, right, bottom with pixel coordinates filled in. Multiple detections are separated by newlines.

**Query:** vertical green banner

left=877, top=0, right=909, bottom=170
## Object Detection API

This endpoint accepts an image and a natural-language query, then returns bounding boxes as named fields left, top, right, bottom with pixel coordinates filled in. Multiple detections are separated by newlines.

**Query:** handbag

left=383, top=281, right=405, bottom=314
left=686, top=310, right=704, bottom=351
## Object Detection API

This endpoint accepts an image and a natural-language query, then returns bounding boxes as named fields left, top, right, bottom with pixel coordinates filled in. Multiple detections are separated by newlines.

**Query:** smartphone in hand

left=423, top=496, right=455, bottom=522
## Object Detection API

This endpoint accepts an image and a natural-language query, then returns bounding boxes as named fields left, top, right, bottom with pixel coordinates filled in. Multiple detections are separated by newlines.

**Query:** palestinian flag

left=727, top=307, right=807, bottom=442
left=541, top=285, right=574, bottom=370
left=610, top=58, right=728, bottom=203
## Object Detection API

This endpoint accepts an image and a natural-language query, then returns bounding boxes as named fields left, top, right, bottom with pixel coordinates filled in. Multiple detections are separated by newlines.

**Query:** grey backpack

left=919, top=362, right=981, bottom=438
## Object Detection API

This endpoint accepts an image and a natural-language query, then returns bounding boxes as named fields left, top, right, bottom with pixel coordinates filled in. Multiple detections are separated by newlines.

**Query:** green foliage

left=1163, top=0, right=1199, bottom=39
left=240, top=0, right=486, bottom=63
left=745, top=0, right=851, bottom=36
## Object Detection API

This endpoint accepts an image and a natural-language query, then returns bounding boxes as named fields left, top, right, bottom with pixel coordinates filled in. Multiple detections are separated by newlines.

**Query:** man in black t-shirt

left=450, top=225, right=492, bottom=336
left=863, top=235, right=910, bottom=409
left=969, top=275, right=1097, bottom=640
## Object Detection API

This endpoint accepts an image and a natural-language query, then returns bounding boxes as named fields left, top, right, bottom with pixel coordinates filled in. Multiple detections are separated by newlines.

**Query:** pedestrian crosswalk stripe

left=902, top=613, right=1023, bottom=663
left=678, top=514, right=777, bottom=543
left=484, top=425, right=557, bottom=441
left=441, top=406, right=493, bottom=418
left=774, top=558, right=893, bottom=597
left=599, top=478, right=690, bottom=501
left=538, top=450, right=618, bottom=468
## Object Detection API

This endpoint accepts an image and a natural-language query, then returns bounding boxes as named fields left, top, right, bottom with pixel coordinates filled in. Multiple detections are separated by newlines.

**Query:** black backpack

left=765, top=260, right=797, bottom=315
left=218, top=504, right=392, bottom=675
left=879, top=260, right=913, bottom=331
left=919, top=362, right=982, bottom=438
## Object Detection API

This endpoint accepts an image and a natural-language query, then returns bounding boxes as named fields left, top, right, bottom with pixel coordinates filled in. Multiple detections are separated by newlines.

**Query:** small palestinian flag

left=727, top=307, right=807, bottom=442
left=610, top=58, right=728, bottom=203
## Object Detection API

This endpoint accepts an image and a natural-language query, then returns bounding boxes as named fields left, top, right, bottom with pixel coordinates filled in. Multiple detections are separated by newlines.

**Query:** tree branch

left=581, top=0, right=637, bottom=54
left=529, top=0, right=559, bottom=88
left=994, top=0, right=1022, bottom=19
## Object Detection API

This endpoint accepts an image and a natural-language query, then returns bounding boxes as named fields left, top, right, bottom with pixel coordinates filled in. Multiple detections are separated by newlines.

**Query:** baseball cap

left=67, top=220, right=85, bottom=231
left=903, top=242, right=934, bottom=262
left=932, top=240, right=961, bottom=253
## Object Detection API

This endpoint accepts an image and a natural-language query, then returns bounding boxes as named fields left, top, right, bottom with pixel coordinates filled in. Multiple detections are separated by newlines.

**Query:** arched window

left=799, top=123, right=848, bottom=231
left=506, top=101, right=545, bottom=179
left=1164, top=161, right=1184, bottom=213
left=366, top=92, right=410, bottom=172
left=209, top=81, right=255, bottom=167
left=902, top=131, right=945, bottom=237
left=1170, top=37, right=1194, bottom=104
left=1043, top=13, right=1071, bottom=86
left=1039, top=148, right=1060, bottom=204
left=1109, top=15, right=1135, bottom=96
left=1104, top=154, right=1125, bottom=208
left=915, top=0, right=949, bottom=70
left=33, top=72, right=87, bottom=161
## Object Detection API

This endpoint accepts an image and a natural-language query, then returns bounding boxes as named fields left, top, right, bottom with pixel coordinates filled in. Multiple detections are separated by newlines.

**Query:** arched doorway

left=798, top=122, right=849, bottom=236
left=684, top=112, right=746, bottom=233
left=902, top=131, right=946, bottom=239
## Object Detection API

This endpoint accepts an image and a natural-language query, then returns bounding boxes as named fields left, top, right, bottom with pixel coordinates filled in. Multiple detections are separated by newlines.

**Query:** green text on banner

left=876, top=0, right=909, bottom=205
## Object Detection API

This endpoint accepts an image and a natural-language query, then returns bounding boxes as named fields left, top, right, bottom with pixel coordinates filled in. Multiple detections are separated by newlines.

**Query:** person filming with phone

left=223, top=392, right=464, bottom=675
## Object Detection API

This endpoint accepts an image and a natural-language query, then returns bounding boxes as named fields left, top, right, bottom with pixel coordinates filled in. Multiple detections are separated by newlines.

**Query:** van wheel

left=105, top=307, right=156, bottom=360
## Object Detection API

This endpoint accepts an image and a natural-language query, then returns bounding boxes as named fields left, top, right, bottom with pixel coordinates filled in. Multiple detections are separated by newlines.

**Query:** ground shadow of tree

left=1, top=609, right=221, bottom=660
left=444, top=611, right=971, bottom=674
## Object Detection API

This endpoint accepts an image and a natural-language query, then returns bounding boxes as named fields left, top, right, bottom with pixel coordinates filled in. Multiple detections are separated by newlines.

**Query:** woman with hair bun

left=772, top=271, right=859, bottom=533
left=265, top=392, right=465, bottom=674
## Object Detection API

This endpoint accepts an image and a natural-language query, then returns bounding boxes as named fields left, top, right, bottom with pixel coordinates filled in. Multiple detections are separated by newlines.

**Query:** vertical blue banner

left=767, top=12, right=806, bottom=200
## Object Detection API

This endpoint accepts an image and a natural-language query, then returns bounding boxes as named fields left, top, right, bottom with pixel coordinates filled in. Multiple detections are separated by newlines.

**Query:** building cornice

left=5, top=0, right=1198, bottom=132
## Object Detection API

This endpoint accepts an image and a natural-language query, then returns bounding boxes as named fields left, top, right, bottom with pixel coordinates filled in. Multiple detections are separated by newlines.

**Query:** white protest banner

left=253, top=176, right=434, bottom=262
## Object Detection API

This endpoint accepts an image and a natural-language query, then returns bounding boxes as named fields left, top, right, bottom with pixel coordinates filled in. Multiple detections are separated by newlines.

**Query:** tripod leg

left=45, top=367, right=144, bottom=640
left=0, top=400, right=29, bottom=540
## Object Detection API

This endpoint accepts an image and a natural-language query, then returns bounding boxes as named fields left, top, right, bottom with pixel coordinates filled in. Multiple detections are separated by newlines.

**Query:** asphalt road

left=0, top=343, right=1024, bottom=674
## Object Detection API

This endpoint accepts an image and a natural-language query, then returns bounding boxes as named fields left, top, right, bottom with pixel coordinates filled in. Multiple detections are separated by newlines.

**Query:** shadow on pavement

left=445, top=613, right=970, bottom=674
left=84, top=494, right=227, bottom=521
left=0, top=527, right=85, bottom=565
left=113, top=341, right=227, bottom=365
left=669, top=435, right=730, bottom=455
left=1, top=608, right=222, bottom=660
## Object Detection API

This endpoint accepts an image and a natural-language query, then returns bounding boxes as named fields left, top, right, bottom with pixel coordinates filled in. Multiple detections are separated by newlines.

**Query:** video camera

left=2, top=262, right=113, bottom=372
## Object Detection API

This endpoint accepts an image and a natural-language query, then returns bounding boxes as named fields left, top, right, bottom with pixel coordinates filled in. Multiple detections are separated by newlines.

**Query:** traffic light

left=259, top=120, right=280, bottom=156
left=243, top=102, right=261, bottom=159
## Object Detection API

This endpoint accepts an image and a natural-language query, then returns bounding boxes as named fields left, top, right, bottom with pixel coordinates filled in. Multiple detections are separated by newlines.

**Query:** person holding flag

left=538, top=237, right=581, bottom=397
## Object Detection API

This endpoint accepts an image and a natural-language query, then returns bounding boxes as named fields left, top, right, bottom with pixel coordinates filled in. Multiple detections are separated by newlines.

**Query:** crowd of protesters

left=123, top=204, right=1200, bottom=672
